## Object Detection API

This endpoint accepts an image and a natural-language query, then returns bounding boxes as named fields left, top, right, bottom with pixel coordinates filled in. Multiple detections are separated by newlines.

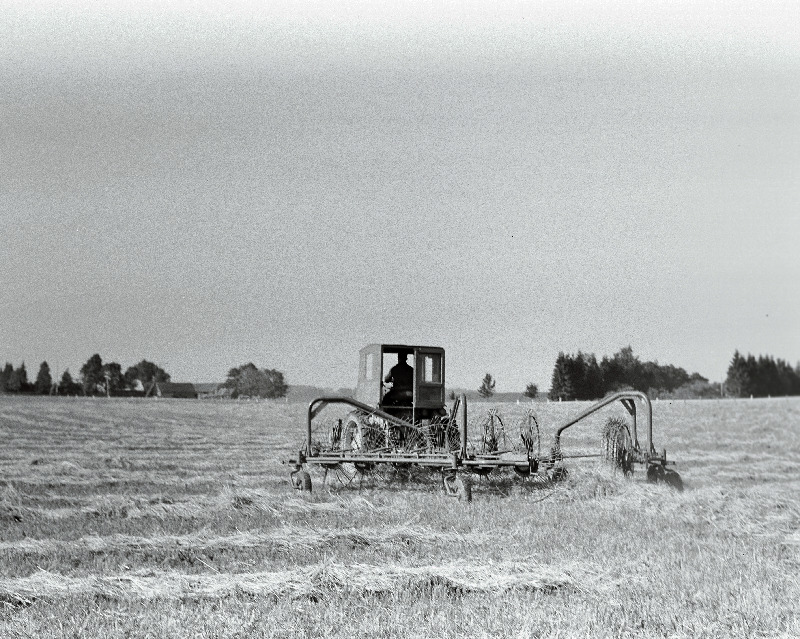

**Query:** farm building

left=194, top=383, right=227, bottom=399
left=153, top=382, right=198, bottom=399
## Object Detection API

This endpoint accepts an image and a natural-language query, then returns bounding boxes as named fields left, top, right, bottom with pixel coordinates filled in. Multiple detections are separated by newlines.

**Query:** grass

left=1, top=395, right=799, bottom=637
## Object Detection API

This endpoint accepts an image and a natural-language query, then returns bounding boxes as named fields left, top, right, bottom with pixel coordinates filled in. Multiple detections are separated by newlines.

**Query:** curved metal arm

left=305, top=396, right=417, bottom=455
left=554, top=391, right=654, bottom=454
left=306, top=393, right=472, bottom=459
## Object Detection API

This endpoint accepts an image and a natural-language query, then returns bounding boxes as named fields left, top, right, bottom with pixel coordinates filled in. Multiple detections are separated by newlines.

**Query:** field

left=1, top=395, right=799, bottom=638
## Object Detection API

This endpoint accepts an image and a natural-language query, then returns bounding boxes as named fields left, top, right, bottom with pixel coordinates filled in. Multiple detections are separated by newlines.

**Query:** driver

left=384, top=353, right=413, bottom=405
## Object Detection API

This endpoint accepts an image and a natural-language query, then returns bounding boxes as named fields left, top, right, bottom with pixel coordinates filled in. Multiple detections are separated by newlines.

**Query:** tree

left=564, top=352, right=587, bottom=398
left=80, top=354, right=104, bottom=396
left=102, top=362, right=124, bottom=394
left=579, top=353, right=605, bottom=400
left=524, top=383, right=538, bottom=399
left=224, top=363, right=289, bottom=399
left=241, top=364, right=267, bottom=397
left=478, top=373, right=496, bottom=398
left=0, top=363, right=8, bottom=393
left=263, top=368, right=288, bottom=399
left=124, top=360, right=171, bottom=389
left=601, top=346, right=644, bottom=392
left=17, top=363, right=29, bottom=392
left=549, top=353, right=575, bottom=401
left=35, top=361, right=53, bottom=395
left=725, top=350, right=750, bottom=397
left=1, top=362, right=13, bottom=392
left=6, top=363, right=28, bottom=393
left=725, top=351, right=800, bottom=398
left=562, top=351, right=605, bottom=400
left=58, top=369, right=80, bottom=395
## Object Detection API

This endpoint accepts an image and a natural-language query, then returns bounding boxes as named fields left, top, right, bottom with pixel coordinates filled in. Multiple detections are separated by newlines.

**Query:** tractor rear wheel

left=343, top=412, right=387, bottom=452
left=341, top=416, right=363, bottom=452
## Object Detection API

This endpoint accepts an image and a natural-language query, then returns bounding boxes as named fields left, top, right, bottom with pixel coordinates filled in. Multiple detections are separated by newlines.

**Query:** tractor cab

left=355, top=344, right=446, bottom=421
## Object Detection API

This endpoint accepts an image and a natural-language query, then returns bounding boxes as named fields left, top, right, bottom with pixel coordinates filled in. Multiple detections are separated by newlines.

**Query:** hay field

left=1, top=395, right=799, bottom=638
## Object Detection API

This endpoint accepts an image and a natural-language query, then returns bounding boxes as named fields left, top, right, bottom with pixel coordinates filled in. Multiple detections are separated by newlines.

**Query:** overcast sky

left=1, top=1, right=798, bottom=391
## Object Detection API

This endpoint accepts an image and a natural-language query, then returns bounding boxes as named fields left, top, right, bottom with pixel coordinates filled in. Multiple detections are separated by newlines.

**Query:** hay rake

left=286, top=390, right=682, bottom=501
left=286, top=344, right=682, bottom=500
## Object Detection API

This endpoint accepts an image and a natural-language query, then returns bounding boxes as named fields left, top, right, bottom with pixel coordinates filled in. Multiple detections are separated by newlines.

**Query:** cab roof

left=359, top=344, right=444, bottom=353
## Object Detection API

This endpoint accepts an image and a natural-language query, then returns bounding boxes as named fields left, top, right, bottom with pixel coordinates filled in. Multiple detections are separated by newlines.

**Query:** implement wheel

left=291, top=469, right=312, bottom=492
left=442, top=472, right=472, bottom=502
left=647, top=464, right=684, bottom=492
left=603, top=416, right=633, bottom=473
left=663, top=468, right=684, bottom=492
left=646, top=464, right=665, bottom=483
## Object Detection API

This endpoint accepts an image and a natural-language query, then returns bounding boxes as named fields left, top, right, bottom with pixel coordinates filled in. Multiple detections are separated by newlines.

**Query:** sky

left=1, top=0, right=798, bottom=391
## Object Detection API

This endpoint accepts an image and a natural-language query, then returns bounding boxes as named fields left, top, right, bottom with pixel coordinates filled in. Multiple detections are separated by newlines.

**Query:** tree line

left=0, top=354, right=289, bottom=399
left=545, top=346, right=800, bottom=401
left=725, top=351, right=800, bottom=398
left=547, top=346, right=718, bottom=401
left=0, top=355, right=172, bottom=396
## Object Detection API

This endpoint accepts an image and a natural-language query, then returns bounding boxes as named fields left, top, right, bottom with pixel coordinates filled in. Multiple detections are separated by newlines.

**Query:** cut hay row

left=0, top=524, right=488, bottom=555
left=0, top=560, right=597, bottom=604
left=1, top=488, right=382, bottom=522
left=0, top=469, right=234, bottom=488
left=0, top=463, right=278, bottom=483
left=614, top=483, right=800, bottom=537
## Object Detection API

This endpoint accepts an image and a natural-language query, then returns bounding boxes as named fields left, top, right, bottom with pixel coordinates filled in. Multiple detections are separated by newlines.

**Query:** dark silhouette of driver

left=384, top=353, right=413, bottom=405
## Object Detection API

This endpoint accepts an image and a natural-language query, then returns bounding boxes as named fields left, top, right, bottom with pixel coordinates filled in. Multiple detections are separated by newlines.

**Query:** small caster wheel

left=662, top=468, right=684, bottom=492
left=442, top=472, right=472, bottom=502
left=646, top=464, right=665, bottom=484
left=291, top=469, right=312, bottom=492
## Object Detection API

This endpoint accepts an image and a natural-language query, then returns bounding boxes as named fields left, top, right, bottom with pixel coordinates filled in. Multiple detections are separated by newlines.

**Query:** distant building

left=194, top=383, right=228, bottom=399
left=154, top=382, right=198, bottom=399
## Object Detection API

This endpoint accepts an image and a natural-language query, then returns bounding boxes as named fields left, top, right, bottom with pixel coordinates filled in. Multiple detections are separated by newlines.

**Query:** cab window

left=365, top=353, right=375, bottom=380
left=420, top=354, right=442, bottom=384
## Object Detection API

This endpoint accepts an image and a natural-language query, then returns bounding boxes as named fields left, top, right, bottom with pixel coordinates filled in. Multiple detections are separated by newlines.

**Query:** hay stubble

left=1, top=396, right=799, bottom=637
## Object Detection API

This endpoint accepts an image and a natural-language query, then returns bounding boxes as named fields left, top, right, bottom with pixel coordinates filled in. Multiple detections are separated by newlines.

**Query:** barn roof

left=155, top=382, right=198, bottom=399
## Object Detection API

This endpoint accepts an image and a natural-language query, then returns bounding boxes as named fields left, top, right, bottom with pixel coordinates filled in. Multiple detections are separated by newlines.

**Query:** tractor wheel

left=343, top=413, right=386, bottom=452
left=442, top=472, right=472, bottom=502
left=341, top=415, right=363, bottom=452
